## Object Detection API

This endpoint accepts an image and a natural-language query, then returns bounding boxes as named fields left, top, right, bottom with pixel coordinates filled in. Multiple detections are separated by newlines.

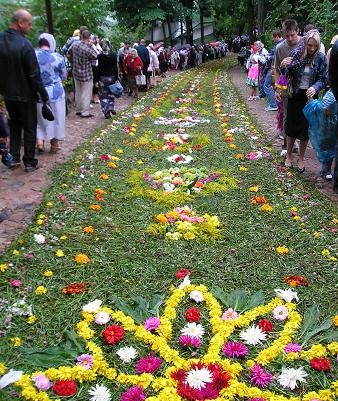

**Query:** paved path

left=230, top=64, right=338, bottom=203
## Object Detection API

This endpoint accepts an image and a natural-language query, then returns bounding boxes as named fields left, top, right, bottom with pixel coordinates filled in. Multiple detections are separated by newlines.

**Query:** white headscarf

left=39, top=33, right=56, bottom=52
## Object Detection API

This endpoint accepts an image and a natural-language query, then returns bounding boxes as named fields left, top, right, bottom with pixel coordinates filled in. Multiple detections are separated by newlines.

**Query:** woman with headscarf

left=97, top=39, right=119, bottom=118
left=35, top=33, right=67, bottom=153
left=124, top=48, right=143, bottom=98
left=254, top=41, right=269, bottom=98
left=284, top=30, right=327, bottom=172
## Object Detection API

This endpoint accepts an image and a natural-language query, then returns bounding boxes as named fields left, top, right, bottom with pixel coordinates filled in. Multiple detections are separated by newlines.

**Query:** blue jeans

left=263, top=69, right=277, bottom=108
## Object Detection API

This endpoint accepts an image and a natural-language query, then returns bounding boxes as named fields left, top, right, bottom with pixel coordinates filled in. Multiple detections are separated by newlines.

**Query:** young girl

left=246, top=51, right=259, bottom=100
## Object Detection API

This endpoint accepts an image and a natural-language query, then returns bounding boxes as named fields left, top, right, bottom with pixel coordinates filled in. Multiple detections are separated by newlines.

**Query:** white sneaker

left=326, top=173, right=333, bottom=180
left=280, top=149, right=287, bottom=157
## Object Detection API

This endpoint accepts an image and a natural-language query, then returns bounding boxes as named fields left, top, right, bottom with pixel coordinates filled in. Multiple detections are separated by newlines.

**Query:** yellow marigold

left=90, top=204, right=101, bottom=211
left=27, top=315, right=37, bottom=324
left=38, top=214, right=46, bottom=219
left=239, top=166, right=248, bottom=172
left=229, top=143, right=237, bottom=149
left=11, top=337, right=22, bottom=347
left=332, top=217, right=338, bottom=224
left=12, top=250, right=20, bottom=256
left=0, top=363, right=6, bottom=375
left=100, top=174, right=109, bottom=180
left=183, top=232, right=196, bottom=240
left=332, top=315, right=338, bottom=326
left=35, top=285, right=47, bottom=295
left=107, top=161, right=117, bottom=168
left=55, top=249, right=64, bottom=257
left=83, top=226, right=94, bottom=234
left=155, top=214, right=168, bottom=224
left=261, top=204, right=273, bottom=212
left=313, top=231, right=321, bottom=238
left=322, top=249, right=330, bottom=256
left=293, top=215, right=301, bottom=221
left=327, top=342, right=338, bottom=355
left=61, top=183, right=68, bottom=188
left=74, top=253, right=90, bottom=264
left=46, top=201, right=53, bottom=207
left=43, top=270, right=54, bottom=277
left=115, top=148, right=124, bottom=154
left=276, top=246, right=289, bottom=254
left=60, top=235, right=67, bottom=240
left=36, top=219, right=44, bottom=225
left=137, top=160, right=144, bottom=164
left=111, top=156, right=119, bottom=161
left=0, top=263, right=8, bottom=273
left=249, top=186, right=260, bottom=192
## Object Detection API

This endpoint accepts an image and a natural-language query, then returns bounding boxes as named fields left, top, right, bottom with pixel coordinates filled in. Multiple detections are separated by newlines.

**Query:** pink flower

left=221, top=308, right=238, bottom=320
left=143, top=317, right=161, bottom=331
left=222, top=342, right=248, bottom=358
left=179, top=335, right=201, bottom=348
left=32, top=374, right=52, bottom=391
left=135, top=355, right=162, bottom=374
left=284, top=343, right=302, bottom=353
left=76, top=354, right=93, bottom=370
left=10, top=279, right=21, bottom=288
left=120, top=386, right=146, bottom=401
left=250, top=364, right=273, bottom=388
left=273, top=305, right=289, bottom=321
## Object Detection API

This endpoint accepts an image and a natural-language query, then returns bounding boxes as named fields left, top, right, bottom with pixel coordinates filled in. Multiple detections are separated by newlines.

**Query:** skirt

left=246, top=64, right=259, bottom=87
left=285, top=89, right=309, bottom=140
left=37, top=98, right=66, bottom=141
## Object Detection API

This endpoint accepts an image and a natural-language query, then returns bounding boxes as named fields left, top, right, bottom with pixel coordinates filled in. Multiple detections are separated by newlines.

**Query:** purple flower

left=143, top=317, right=161, bottom=331
left=32, top=374, right=52, bottom=391
left=284, top=343, right=302, bottom=354
left=76, top=353, right=93, bottom=370
left=135, top=355, right=162, bottom=374
left=179, top=335, right=201, bottom=348
left=120, top=386, right=146, bottom=401
left=222, top=341, right=248, bottom=358
left=250, top=364, right=273, bottom=388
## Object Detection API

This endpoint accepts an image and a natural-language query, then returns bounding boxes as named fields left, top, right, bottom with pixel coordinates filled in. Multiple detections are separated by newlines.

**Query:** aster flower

left=135, top=355, right=162, bottom=373
left=250, top=364, right=273, bottom=388
left=181, top=322, right=205, bottom=338
left=120, top=386, right=146, bottom=401
left=184, top=366, right=213, bottom=390
left=83, top=299, right=102, bottom=313
left=222, top=342, right=248, bottom=358
left=221, top=308, right=238, bottom=320
left=179, top=335, right=202, bottom=348
left=189, top=290, right=204, bottom=303
left=274, top=288, right=299, bottom=302
left=239, top=325, right=267, bottom=345
left=32, top=374, right=52, bottom=391
left=284, top=343, right=302, bottom=354
left=76, top=354, right=93, bottom=370
left=143, top=317, right=161, bottom=331
left=33, top=234, right=45, bottom=244
left=95, top=311, right=111, bottom=325
left=116, top=346, right=138, bottom=363
left=273, top=305, right=289, bottom=321
left=277, top=367, right=308, bottom=390
left=88, top=384, right=111, bottom=401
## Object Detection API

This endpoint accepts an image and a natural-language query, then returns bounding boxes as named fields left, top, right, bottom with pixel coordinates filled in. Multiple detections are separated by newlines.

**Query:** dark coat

left=329, top=40, right=338, bottom=102
left=0, top=28, right=48, bottom=103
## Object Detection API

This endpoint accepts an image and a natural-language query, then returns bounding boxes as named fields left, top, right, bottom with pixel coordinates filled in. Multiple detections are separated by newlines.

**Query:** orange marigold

left=156, top=214, right=168, bottom=224
left=83, top=226, right=94, bottom=234
left=62, top=282, right=92, bottom=295
left=235, top=154, right=244, bottom=160
left=74, top=253, right=90, bottom=264
left=224, top=137, right=233, bottom=142
left=90, top=204, right=101, bottom=211
left=251, top=195, right=267, bottom=204
left=107, top=161, right=117, bottom=169
left=100, top=174, right=109, bottom=180
left=284, top=275, right=309, bottom=287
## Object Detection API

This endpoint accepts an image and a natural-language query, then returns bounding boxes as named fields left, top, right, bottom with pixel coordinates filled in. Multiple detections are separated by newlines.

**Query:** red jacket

left=124, top=55, right=143, bottom=77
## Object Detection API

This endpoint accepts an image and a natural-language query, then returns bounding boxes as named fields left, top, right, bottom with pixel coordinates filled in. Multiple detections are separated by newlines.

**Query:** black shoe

left=80, top=114, right=94, bottom=118
left=24, top=164, right=39, bottom=173
left=76, top=112, right=82, bottom=116
left=104, top=113, right=111, bottom=119
left=0, top=144, right=15, bottom=168
left=111, top=110, right=116, bottom=115
left=8, top=160, right=21, bottom=169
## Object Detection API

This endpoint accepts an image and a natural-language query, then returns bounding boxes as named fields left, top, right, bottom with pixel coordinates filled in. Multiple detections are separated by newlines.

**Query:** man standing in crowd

left=0, top=9, right=49, bottom=172
left=329, top=39, right=338, bottom=193
left=67, top=30, right=97, bottom=118
left=273, top=19, right=302, bottom=156
left=135, top=39, right=150, bottom=89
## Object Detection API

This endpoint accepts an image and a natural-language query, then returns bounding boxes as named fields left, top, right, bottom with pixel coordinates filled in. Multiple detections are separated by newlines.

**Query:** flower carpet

left=0, top=58, right=337, bottom=401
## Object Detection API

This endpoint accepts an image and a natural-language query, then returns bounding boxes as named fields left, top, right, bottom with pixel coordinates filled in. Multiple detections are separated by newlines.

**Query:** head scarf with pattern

left=39, top=33, right=56, bottom=52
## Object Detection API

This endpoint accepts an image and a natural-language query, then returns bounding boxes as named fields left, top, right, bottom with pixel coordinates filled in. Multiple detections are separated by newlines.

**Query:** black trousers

left=0, top=112, right=8, bottom=138
left=4, top=100, right=37, bottom=167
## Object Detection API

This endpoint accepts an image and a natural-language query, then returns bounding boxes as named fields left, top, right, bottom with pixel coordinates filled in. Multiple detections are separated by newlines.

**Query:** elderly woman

left=35, top=33, right=67, bottom=153
left=284, top=30, right=327, bottom=172
left=124, top=48, right=143, bottom=98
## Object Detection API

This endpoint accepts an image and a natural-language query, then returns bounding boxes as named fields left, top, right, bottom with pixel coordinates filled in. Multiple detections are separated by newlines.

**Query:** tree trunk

left=247, top=0, right=255, bottom=43
left=185, top=15, right=193, bottom=45
left=162, top=21, right=167, bottom=45
left=45, top=0, right=54, bottom=35
left=151, top=22, right=154, bottom=43
left=180, top=18, right=184, bottom=45
left=167, top=19, right=173, bottom=47
left=200, top=8, right=205, bottom=44
left=257, top=0, right=265, bottom=39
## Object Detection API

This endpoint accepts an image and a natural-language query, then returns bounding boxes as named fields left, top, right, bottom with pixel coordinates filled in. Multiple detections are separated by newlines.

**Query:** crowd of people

left=241, top=20, right=338, bottom=192
left=0, top=9, right=337, bottom=196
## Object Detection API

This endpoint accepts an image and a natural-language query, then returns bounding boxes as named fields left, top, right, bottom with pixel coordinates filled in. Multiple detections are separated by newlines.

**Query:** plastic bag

left=108, top=81, right=124, bottom=98
left=135, top=74, right=146, bottom=86
left=303, top=99, right=337, bottom=164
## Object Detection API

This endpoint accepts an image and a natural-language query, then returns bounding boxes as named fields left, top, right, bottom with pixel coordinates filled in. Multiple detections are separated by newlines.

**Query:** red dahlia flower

left=258, top=319, right=273, bottom=332
left=185, top=307, right=201, bottom=322
left=310, top=357, right=331, bottom=371
left=53, top=380, right=77, bottom=396
left=102, top=324, right=125, bottom=345
left=175, top=269, right=191, bottom=279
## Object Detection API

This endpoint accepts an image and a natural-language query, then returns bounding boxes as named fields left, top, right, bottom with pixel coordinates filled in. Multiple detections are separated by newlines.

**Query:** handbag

left=109, top=81, right=124, bottom=98
left=41, top=102, right=55, bottom=121
left=150, top=71, right=157, bottom=87
left=275, top=73, right=293, bottom=98
left=135, top=73, right=146, bottom=86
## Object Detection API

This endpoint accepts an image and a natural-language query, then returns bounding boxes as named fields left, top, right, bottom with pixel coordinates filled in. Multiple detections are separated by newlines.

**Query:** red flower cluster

left=172, top=362, right=230, bottom=401
left=310, top=357, right=331, bottom=371
left=53, top=380, right=77, bottom=396
left=100, top=154, right=111, bottom=160
left=185, top=307, right=201, bottom=322
left=258, top=319, right=273, bottom=333
left=62, top=282, right=92, bottom=295
left=175, top=269, right=191, bottom=279
left=284, top=275, right=309, bottom=287
left=102, top=324, right=125, bottom=345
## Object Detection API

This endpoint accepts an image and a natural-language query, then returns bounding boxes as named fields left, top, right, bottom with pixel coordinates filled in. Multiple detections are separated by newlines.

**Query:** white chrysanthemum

left=163, top=182, right=175, bottom=191
left=88, top=384, right=111, bottom=401
left=190, top=290, right=204, bottom=303
left=178, top=275, right=191, bottom=290
left=181, top=322, right=205, bottom=338
left=33, top=234, right=45, bottom=244
left=116, top=346, right=138, bottom=363
left=274, top=288, right=299, bottom=302
left=94, top=311, right=111, bottom=325
left=277, top=367, right=308, bottom=390
left=0, top=369, right=23, bottom=389
left=83, top=299, right=102, bottom=313
left=185, top=367, right=213, bottom=390
left=239, top=325, right=267, bottom=345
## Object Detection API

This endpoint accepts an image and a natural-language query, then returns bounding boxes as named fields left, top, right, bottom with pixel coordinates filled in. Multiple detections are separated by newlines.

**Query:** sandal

left=285, top=158, right=293, bottom=168
left=50, top=139, right=61, bottom=154
left=36, top=141, right=45, bottom=154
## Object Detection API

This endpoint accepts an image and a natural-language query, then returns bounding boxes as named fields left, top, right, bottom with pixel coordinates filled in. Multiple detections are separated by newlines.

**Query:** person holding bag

left=283, top=29, right=327, bottom=172
left=124, top=49, right=143, bottom=98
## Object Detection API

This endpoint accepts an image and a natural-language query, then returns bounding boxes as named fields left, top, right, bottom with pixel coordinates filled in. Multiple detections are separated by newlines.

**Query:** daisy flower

left=273, top=305, right=289, bottom=321
left=189, top=290, right=204, bottom=303
left=116, top=347, right=138, bottom=363
left=95, top=311, right=111, bottom=325
left=239, top=325, right=267, bottom=345
left=181, top=322, right=205, bottom=338
left=277, top=367, right=307, bottom=390
left=184, top=366, right=213, bottom=390
left=88, top=384, right=111, bottom=401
